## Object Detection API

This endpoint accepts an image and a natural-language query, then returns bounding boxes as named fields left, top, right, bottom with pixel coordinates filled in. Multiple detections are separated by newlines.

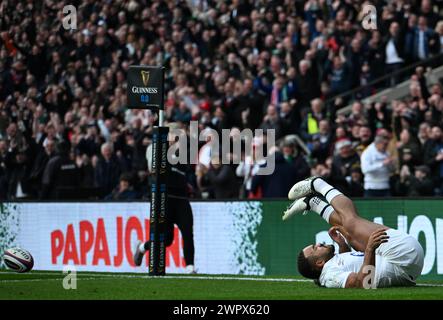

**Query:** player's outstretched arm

left=345, top=228, right=389, bottom=288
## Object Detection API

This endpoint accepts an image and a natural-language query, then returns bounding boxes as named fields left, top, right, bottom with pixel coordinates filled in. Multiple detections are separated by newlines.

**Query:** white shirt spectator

left=418, top=30, right=426, bottom=60
left=385, top=39, right=404, bottom=64
left=235, top=156, right=265, bottom=191
left=198, top=142, right=213, bottom=168
left=361, top=142, right=392, bottom=190
left=97, top=119, right=111, bottom=142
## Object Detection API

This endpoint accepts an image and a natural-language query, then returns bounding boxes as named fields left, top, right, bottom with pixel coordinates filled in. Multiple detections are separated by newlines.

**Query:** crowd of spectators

left=1, top=0, right=443, bottom=201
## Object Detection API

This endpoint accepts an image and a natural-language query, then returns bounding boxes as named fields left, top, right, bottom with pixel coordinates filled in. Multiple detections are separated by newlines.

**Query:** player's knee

left=337, top=196, right=355, bottom=210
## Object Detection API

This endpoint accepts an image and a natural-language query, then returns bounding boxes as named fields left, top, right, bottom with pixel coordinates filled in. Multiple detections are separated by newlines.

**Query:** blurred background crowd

left=1, top=0, right=443, bottom=200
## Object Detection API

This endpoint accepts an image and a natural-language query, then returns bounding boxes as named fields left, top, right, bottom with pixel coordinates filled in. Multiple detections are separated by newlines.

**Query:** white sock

left=139, top=243, right=146, bottom=254
left=309, top=196, right=335, bottom=223
left=313, top=178, right=343, bottom=203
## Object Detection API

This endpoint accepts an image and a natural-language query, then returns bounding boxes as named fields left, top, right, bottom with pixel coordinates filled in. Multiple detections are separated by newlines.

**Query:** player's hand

left=328, top=226, right=347, bottom=246
left=366, top=228, right=389, bottom=251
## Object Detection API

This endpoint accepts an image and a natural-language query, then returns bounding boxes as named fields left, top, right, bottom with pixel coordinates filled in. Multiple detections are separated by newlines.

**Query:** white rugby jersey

left=319, top=252, right=365, bottom=288
left=318, top=229, right=423, bottom=288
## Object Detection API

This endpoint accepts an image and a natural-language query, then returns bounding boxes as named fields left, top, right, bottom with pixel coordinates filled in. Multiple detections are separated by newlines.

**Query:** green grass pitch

left=0, top=270, right=442, bottom=300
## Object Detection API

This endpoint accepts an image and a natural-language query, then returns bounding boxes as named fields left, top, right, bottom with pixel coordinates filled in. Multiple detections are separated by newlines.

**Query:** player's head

left=297, top=243, right=335, bottom=279
left=374, top=133, right=390, bottom=152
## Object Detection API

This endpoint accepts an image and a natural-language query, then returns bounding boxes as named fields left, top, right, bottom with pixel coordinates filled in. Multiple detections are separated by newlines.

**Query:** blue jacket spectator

left=406, top=16, right=439, bottom=61
left=324, top=55, right=351, bottom=96
left=94, top=143, right=124, bottom=197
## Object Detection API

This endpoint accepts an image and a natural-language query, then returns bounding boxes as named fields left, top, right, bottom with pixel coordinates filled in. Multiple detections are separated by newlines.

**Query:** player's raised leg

left=284, top=195, right=367, bottom=251
left=285, top=177, right=386, bottom=251
left=312, top=178, right=386, bottom=248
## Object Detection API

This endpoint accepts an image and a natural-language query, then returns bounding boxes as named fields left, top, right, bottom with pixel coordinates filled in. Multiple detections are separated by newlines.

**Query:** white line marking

left=1, top=271, right=293, bottom=280
left=0, top=277, right=109, bottom=283
left=153, top=275, right=311, bottom=282
left=1, top=272, right=442, bottom=286
left=0, top=272, right=310, bottom=283
left=416, top=283, right=443, bottom=287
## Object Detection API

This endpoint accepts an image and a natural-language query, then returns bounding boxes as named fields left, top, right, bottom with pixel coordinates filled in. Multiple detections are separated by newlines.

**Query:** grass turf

left=0, top=270, right=442, bottom=300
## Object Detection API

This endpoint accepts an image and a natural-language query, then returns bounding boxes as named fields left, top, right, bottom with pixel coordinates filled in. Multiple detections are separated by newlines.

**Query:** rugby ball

left=3, top=248, right=34, bottom=273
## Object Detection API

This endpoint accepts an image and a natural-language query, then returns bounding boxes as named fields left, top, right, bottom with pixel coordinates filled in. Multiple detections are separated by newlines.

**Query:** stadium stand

left=0, top=0, right=443, bottom=200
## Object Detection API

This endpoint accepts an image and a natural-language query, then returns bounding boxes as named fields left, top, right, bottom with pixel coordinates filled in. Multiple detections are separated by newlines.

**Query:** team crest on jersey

left=350, top=252, right=365, bottom=257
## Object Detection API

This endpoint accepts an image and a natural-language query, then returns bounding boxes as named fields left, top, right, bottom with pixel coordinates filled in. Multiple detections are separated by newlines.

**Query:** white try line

left=0, top=271, right=311, bottom=283
left=0, top=277, right=109, bottom=283
left=0, top=277, right=309, bottom=284
left=152, top=275, right=312, bottom=282
left=416, top=283, right=443, bottom=287
left=1, top=272, right=443, bottom=287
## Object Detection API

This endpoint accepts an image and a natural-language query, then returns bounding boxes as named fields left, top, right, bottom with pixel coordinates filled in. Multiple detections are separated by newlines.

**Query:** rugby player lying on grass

left=283, top=176, right=424, bottom=288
